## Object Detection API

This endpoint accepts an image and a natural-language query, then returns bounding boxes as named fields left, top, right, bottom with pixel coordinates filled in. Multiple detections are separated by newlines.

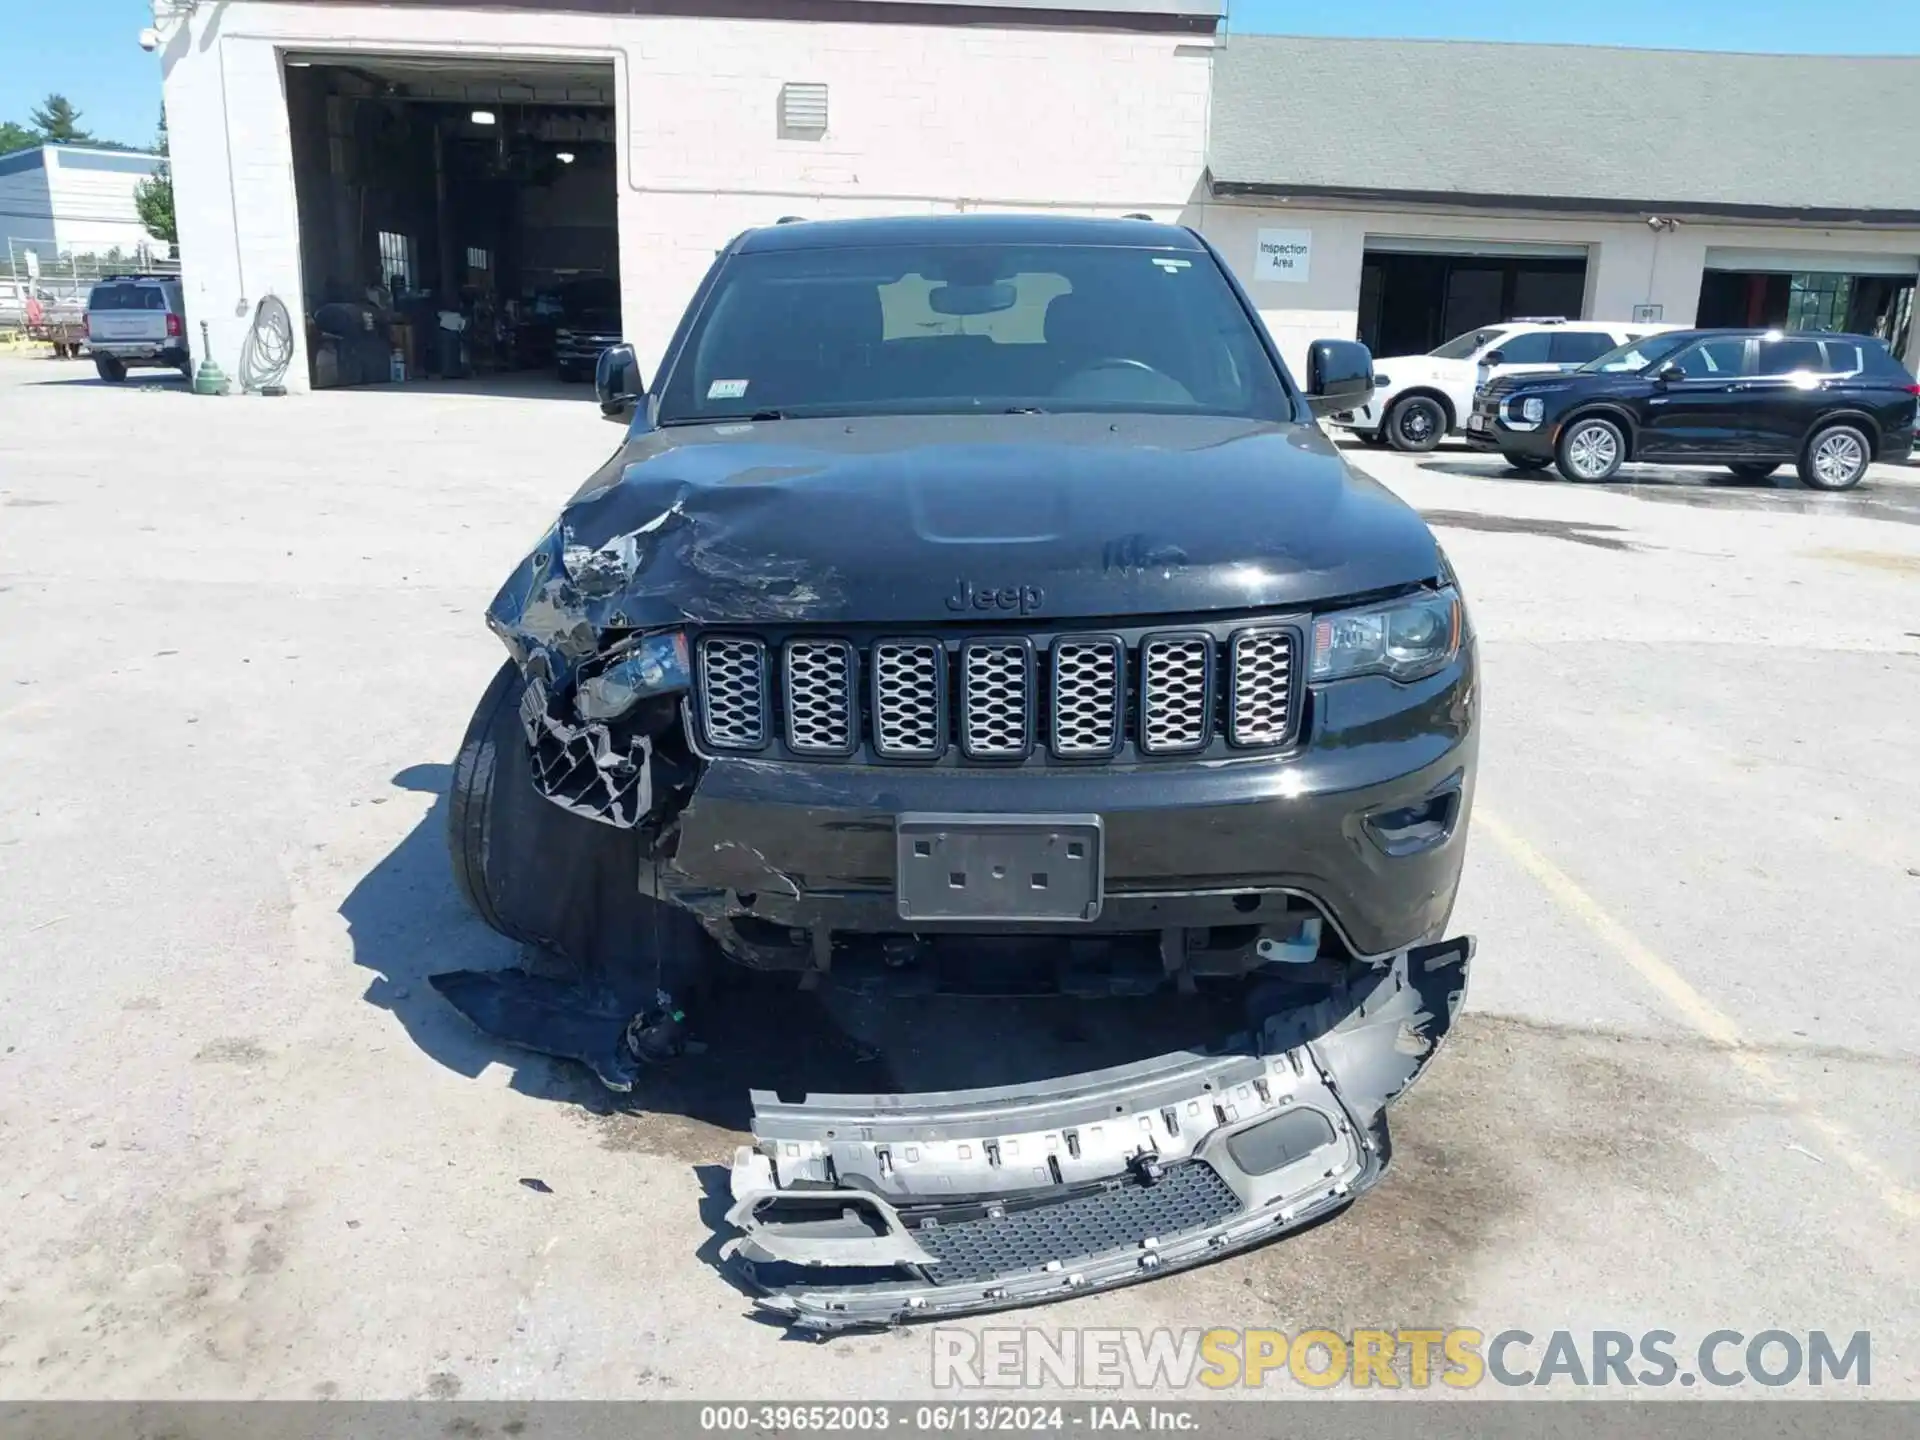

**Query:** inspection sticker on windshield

left=1151, top=257, right=1192, bottom=272
left=707, top=378, right=749, bottom=400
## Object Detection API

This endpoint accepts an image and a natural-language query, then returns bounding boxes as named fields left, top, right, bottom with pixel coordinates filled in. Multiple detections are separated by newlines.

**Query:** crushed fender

left=724, top=936, right=1471, bottom=1332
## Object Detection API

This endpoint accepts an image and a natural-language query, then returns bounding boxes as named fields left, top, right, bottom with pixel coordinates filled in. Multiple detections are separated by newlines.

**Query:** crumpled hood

left=486, top=412, right=1440, bottom=679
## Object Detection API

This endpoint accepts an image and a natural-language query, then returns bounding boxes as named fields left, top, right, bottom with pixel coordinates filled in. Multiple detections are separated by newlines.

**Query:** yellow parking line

left=1477, top=806, right=1920, bottom=1222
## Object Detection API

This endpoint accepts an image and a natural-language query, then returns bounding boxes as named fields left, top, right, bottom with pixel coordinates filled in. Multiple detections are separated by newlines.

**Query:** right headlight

left=1311, top=586, right=1462, bottom=683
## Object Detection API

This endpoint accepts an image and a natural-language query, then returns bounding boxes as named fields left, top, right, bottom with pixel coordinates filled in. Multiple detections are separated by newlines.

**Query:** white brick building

left=155, top=0, right=1215, bottom=391
left=152, top=0, right=1920, bottom=391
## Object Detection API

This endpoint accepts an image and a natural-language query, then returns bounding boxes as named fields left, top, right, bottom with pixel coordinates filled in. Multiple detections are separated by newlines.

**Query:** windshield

left=556, top=278, right=620, bottom=324
left=654, top=242, right=1290, bottom=424
left=1579, top=332, right=1692, bottom=373
left=87, top=283, right=166, bottom=311
left=1429, top=327, right=1508, bottom=360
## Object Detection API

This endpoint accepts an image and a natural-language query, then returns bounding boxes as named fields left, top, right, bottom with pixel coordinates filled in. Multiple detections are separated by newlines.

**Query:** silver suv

left=84, top=275, right=191, bottom=382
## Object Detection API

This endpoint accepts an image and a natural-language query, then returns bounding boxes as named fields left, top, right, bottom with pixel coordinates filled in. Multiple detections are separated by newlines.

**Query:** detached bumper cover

left=726, top=936, right=1471, bottom=1332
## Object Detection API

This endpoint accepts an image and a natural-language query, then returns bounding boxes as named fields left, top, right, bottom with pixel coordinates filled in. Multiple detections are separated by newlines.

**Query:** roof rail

left=1509, top=315, right=1568, bottom=324
left=774, top=215, right=807, bottom=225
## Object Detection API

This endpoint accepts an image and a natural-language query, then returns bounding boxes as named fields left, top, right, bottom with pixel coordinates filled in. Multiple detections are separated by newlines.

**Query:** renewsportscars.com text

left=932, top=1327, right=1872, bottom=1391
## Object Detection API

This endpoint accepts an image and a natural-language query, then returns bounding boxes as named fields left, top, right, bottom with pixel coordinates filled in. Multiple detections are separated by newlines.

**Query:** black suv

left=432, top=215, right=1476, bottom=1328
left=1467, top=327, right=1918, bottom=488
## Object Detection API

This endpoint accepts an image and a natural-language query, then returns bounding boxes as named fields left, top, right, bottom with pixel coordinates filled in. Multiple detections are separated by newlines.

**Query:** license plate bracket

left=896, top=813, right=1104, bottom=923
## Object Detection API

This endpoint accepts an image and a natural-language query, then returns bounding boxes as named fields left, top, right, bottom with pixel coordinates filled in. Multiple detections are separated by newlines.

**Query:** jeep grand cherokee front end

left=432, top=214, right=1476, bottom=1328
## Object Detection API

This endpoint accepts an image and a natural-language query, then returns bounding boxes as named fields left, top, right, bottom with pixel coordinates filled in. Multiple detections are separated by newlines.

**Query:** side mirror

left=1304, top=338, right=1375, bottom=417
left=1656, top=362, right=1686, bottom=383
left=1482, top=349, right=1507, bottom=366
left=594, top=343, right=644, bottom=422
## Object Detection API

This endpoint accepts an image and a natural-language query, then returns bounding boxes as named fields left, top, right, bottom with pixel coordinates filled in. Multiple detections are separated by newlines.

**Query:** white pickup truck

left=1329, top=317, right=1680, bottom=452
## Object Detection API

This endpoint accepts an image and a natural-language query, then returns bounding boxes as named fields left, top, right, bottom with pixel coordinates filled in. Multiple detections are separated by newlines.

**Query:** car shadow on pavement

left=340, top=765, right=1250, bottom=1131
left=26, top=374, right=192, bottom=390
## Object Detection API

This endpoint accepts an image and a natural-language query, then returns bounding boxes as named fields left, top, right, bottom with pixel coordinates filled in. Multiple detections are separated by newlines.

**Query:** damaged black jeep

left=437, top=214, right=1477, bottom=1330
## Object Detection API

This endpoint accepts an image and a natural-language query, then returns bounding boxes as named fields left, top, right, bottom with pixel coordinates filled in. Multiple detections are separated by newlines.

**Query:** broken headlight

left=1311, top=587, right=1461, bottom=684
left=576, top=630, right=692, bottom=720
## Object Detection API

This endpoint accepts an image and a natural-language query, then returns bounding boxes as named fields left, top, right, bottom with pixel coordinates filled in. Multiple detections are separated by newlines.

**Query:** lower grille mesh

left=912, top=1162, right=1241, bottom=1285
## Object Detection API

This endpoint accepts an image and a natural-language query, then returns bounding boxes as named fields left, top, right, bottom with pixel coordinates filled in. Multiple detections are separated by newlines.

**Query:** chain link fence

left=0, top=239, right=182, bottom=335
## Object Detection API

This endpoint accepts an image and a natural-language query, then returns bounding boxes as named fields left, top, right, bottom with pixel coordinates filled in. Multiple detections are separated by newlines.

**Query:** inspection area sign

left=1254, top=228, right=1312, bottom=282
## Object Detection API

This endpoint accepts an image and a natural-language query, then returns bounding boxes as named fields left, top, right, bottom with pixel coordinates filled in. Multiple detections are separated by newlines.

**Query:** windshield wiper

left=658, top=408, right=792, bottom=427
left=1003, top=406, right=1049, bottom=415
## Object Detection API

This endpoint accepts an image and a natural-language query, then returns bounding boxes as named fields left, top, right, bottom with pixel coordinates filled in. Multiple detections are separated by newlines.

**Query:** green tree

left=30, top=93, right=92, bottom=143
left=133, top=110, right=176, bottom=249
left=0, top=120, right=34, bottom=155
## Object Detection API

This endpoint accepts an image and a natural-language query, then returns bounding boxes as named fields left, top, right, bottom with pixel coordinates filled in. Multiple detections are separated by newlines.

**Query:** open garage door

left=1697, top=247, right=1915, bottom=358
left=283, top=53, right=620, bottom=393
left=1359, top=236, right=1589, bottom=358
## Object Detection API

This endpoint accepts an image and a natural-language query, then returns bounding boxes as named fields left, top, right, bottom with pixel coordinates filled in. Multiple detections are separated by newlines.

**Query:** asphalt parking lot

left=3, top=349, right=1919, bottom=1400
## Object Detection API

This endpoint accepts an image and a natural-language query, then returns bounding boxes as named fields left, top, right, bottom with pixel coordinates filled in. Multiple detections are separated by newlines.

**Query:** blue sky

left=3, top=0, right=1916, bottom=152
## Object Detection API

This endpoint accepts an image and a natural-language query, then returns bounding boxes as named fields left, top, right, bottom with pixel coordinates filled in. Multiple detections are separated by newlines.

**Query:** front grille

left=784, top=640, right=855, bottom=755
left=1139, top=634, right=1212, bottom=753
left=1051, top=638, right=1123, bottom=757
left=693, top=624, right=1300, bottom=762
left=872, top=641, right=944, bottom=759
left=697, top=636, right=768, bottom=748
left=1227, top=628, right=1294, bottom=747
left=961, top=640, right=1033, bottom=759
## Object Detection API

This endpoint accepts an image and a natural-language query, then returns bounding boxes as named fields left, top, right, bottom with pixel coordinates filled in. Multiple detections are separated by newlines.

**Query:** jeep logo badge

left=945, top=579, right=1045, bottom=616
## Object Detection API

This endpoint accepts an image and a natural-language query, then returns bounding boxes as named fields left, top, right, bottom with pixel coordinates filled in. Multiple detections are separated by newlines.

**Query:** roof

left=285, top=0, right=1224, bottom=21
left=1208, top=36, right=1920, bottom=221
left=734, top=214, right=1208, bottom=253
left=0, top=144, right=162, bottom=179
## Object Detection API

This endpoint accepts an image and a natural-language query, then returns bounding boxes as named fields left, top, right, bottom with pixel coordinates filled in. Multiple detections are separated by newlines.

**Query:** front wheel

left=1798, top=424, right=1871, bottom=491
left=447, top=660, right=716, bottom=991
left=1503, top=453, right=1550, bottom=472
left=1555, top=416, right=1626, bottom=482
left=94, top=356, right=127, bottom=383
left=1385, top=395, right=1447, bottom=453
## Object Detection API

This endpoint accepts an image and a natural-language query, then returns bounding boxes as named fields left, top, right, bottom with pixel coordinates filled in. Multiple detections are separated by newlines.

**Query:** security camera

left=138, top=27, right=161, bottom=50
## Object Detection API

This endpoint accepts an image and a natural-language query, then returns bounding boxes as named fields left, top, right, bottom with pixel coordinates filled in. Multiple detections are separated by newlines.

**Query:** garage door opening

left=1358, top=239, right=1589, bottom=358
left=1696, top=249, right=1914, bottom=358
left=283, top=54, right=619, bottom=393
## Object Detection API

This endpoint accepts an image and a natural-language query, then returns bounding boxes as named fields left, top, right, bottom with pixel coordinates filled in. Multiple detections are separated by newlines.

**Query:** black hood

left=487, top=413, right=1441, bottom=676
left=1484, top=369, right=1634, bottom=399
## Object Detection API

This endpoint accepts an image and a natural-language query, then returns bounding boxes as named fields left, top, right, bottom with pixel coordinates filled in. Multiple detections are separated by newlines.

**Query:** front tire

left=94, top=356, right=127, bottom=383
left=1555, top=415, right=1626, bottom=482
left=448, top=660, right=715, bottom=994
left=1385, top=394, right=1447, bottom=453
left=1798, top=423, right=1871, bottom=491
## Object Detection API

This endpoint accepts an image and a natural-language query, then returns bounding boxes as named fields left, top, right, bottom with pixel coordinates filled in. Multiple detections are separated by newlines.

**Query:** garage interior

left=1694, top=249, right=1915, bottom=355
left=1357, top=238, right=1589, bottom=357
left=283, top=54, right=620, bottom=391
